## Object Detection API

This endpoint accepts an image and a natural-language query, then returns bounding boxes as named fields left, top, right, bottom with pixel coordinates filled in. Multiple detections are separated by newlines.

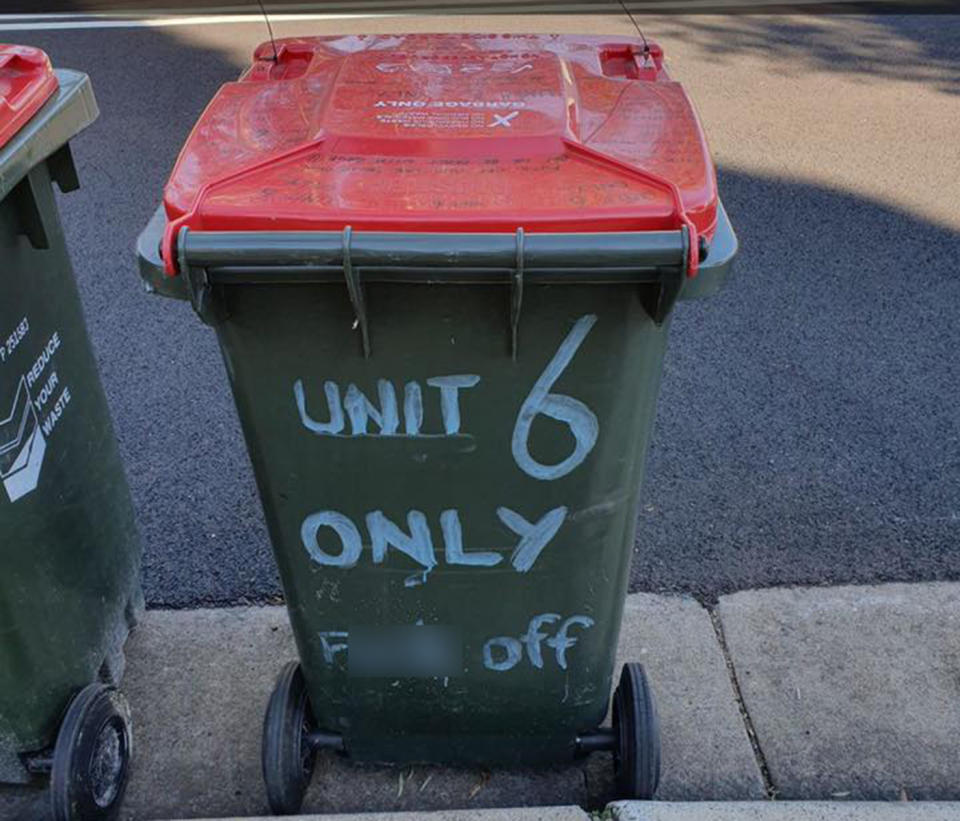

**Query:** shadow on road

left=656, top=13, right=960, bottom=95
left=635, top=164, right=960, bottom=600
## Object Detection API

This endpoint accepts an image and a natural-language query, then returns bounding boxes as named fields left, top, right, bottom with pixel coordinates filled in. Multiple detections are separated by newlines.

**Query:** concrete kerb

left=160, top=802, right=960, bottom=821
left=609, top=803, right=960, bottom=821
left=162, top=809, right=590, bottom=821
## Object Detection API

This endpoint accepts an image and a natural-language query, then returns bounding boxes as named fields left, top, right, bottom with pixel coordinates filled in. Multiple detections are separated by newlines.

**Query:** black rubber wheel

left=49, top=683, right=133, bottom=821
left=262, top=661, right=317, bottom=815
left=612, top=662, right=661, bottom=800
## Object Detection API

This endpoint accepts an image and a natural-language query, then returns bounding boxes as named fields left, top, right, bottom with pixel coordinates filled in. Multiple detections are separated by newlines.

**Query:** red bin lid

left=162, top=34, right=718, bottom=275
left=0, top=44, right=58, bottom=149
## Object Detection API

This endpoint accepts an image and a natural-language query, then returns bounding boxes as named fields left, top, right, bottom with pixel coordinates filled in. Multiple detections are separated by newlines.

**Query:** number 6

left=511, top=314, right=599, bottom=481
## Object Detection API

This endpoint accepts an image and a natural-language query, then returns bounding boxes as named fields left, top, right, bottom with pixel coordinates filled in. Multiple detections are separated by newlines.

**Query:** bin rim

left=0, top=45, right=58, bottom=151
left=137, top=199, right=736, bottom=334
left=0, top=68, right=98, bottom=204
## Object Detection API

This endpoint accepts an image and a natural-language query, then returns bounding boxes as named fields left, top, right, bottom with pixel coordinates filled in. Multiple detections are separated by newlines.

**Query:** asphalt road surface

left=4, top=12, right=959, bottom=606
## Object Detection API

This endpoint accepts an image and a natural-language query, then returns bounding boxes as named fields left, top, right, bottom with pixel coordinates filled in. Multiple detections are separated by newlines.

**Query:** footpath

left=2, top=581, right=959, bottom=820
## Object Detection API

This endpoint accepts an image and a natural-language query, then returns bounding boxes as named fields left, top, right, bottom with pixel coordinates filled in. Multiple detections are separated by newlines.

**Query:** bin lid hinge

left=510, top=227, right=524, bottom=360
left=179, top=227, right=227, bottom=325
left=342, top=225, right=371, bottom=358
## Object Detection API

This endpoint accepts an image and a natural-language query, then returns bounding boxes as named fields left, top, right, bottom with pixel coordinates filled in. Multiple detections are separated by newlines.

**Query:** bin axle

left=306, top=729, right=345, bottom=753
left=23, top=751, right=53, bottom=774
left=304, top=727, right=611, bottom=757
left=575, top=728, right=616, bottom=756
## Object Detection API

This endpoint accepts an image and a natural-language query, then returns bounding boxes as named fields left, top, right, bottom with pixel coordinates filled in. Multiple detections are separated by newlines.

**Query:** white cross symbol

left=490, top=111, right=520, bottom=128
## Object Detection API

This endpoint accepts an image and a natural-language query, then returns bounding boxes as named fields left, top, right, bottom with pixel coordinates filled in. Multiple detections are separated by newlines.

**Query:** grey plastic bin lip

left=0, top=69, right=99, bottom=203
left=137, top=198, right=735, bottom=299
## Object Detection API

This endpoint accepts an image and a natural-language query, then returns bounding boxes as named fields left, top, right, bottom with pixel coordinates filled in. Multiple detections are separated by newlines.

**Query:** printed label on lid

left=325, top=51, right=564, bottom=138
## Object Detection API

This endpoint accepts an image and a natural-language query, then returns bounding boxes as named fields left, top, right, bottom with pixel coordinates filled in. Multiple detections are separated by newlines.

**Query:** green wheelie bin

left=138, top=33, right=736, bottom=814
left=0, top=45, right=142, bottom=820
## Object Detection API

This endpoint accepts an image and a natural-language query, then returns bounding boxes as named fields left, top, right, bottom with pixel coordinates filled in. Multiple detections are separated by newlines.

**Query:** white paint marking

left=511, top=314, right=599, bottom=481
left=497, top=505, right=568, bottom=573
left=483, top=612, right=595, bottom=673
left=440, top=509, right=501, bottom=568
left=0, top=12, right=395, bottom=32
left=426, top=374, right=480, bottom=435
left=366, top=509, right=436, bottom=587
left=301, top=511, right=363, bottom=569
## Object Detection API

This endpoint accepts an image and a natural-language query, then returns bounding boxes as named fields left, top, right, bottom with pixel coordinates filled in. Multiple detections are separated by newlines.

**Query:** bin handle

left=177, top=226, right=690, bottom=279
left=174, top=226, right=690, bottom=338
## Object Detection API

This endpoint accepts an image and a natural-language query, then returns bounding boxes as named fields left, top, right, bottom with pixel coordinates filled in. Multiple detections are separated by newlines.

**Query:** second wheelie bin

left=0, top=45, right=142, bottom=821
left=138, top=33, right=736, bottom=814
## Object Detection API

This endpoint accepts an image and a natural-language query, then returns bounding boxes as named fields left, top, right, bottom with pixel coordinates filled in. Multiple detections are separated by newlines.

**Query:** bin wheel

left=49, top=683, right=133, bottom=821
left=262, top=661, right=317, bottom=815
left=612, top=662, right=661, bottom=800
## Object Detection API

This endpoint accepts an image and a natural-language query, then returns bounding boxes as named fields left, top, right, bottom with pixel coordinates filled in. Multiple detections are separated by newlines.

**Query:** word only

left=302, top=505, right=568, bottom=587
